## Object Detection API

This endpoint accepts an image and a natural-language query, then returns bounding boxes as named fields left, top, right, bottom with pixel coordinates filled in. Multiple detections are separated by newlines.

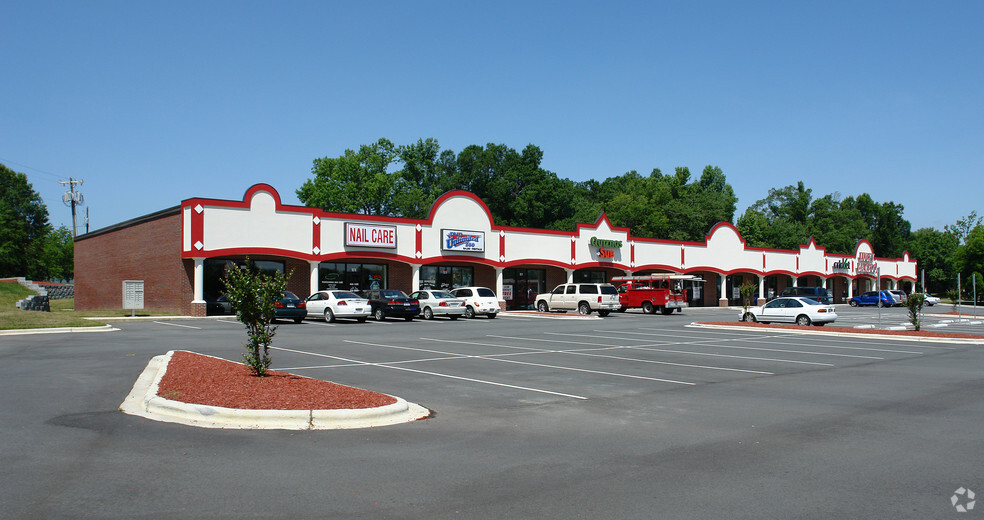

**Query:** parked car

left=206, top=295, right=233, bottom=315
left=778, top=286, right=832, bottom=304
left=849, top=290, right=895, bottom=307
left=274, top=291, right=307, bottom=323
left=534, top=283, right=621, bottom=316
left=362, top=289, right=420, bottom=321
left=304, top=290, right=370, bottom=322
left=741, top=296, right=837, bottom=326
left=449, top=287, right=500, bottom=319
left=922, top=293, right=941, bottom=306
left=408, top=290, right=466, bottom=320
left=888, top=290, right=907, bottom=306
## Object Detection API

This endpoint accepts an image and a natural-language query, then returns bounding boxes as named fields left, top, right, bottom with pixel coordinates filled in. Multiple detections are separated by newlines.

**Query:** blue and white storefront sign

left=442, top=229, right=485, bottom=252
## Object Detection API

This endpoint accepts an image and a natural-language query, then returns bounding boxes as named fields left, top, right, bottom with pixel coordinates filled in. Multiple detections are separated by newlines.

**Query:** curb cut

left=688, top=322, right=984, bottom=345
left=120, top=351, right=431, bottom=430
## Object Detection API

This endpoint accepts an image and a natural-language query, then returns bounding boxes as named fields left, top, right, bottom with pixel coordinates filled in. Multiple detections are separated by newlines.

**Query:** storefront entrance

left=503, top=268, right=547, bottom=310
left=420, top=265, right=474, bottom=291
left=318, top=262, right=387, bottom=292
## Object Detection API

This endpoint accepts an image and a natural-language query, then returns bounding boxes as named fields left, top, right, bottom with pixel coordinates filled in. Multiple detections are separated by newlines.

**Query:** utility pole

left=59, top=178, right=84, bottom=237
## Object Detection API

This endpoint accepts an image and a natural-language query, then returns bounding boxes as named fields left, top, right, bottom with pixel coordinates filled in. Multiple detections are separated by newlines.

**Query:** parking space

left=7, top=305, right=984, bottom=518
left=144, top=307, right=970, bottom=411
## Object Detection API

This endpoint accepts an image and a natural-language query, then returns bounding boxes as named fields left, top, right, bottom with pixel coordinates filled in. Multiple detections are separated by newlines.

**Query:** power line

left=0, top=155, right=67, bottom=180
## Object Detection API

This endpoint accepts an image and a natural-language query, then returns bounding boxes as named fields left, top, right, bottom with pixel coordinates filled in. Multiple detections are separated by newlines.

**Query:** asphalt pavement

left=2, top=305, right=983, bottom=519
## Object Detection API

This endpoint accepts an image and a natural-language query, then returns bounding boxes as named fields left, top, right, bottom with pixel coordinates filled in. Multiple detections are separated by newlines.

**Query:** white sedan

left=922, top=293, right=941, bottom=306
left=304, top=290, right=371, bottom=323
left=740, top=296, right=837, bottom=326
left=408, top=290, right=466, bottom=320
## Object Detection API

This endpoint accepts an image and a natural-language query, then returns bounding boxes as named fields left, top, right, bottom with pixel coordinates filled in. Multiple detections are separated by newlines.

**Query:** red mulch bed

left=700, top=322, right=984, bottom=339
left=156, top=351, right=397, bottom=410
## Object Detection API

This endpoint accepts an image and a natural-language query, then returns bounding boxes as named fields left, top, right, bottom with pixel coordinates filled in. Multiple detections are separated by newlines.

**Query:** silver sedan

left=408, top=290, right=467, bottom=320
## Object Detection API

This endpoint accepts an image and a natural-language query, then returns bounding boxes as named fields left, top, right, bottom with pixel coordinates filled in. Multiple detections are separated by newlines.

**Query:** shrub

left=220, top=260, right=290, bottom=376
left=906, top=292, right=925, bottom=331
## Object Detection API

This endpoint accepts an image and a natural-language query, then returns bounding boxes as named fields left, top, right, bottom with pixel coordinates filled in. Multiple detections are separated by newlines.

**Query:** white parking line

left=488, top=335, right=834, bottom=366
left=270, top=345, right=589, bottom=400
left=153, top=321, right=201, bottom=329
left=423, top=337, right=774, bottom=375
left=564, top=332, right=883, bottom=360
left=344, top=340, right=696, bottom=386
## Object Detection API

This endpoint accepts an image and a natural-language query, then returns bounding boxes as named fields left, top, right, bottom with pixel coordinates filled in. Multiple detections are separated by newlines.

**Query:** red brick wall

left=75, top=212, right=194, bottom=314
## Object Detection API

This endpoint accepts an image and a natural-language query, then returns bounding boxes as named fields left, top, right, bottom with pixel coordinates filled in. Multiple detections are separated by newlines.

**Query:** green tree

left=297, top=138, right=399, bottom=215
left=35, top=225, right=74, bottom=282
left=220, top=260, right=291, bottom=376
left=906, top=227, right=958, bottom=293
left=954, top=225, right=984, bottom=300
left=0, top=163, right=51, bottom=278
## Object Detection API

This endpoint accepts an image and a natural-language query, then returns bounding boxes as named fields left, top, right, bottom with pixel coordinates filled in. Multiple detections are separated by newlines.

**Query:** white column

left=495, top=267, right=504, bottom=309
left=193, top=258, right=205, bottom=303
left=411, top=265, right=421, bottom=291
left=565, top=269, right=575, bottom=283
left=848, top=278, right=854, bottom=299
left=718, top=274, right=728, bottom=307
left=758, top=274, right=766, bottom=305
left=792, top=276, right=799, bottom=288
left=309, top=261, right=319, bottom=295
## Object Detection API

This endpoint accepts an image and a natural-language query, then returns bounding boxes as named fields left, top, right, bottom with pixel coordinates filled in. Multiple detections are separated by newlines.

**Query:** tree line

left=0, top=163, right=74, bottom=281
left=297, top=138, right=981, bottom=295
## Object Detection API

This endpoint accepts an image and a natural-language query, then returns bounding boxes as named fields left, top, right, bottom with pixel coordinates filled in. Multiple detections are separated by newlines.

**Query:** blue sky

left=3, top=1, right=981, bottom=239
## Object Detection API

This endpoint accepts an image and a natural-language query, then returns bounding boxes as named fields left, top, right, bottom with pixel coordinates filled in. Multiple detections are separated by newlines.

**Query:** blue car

left=849, top=290, right=895, bottom=307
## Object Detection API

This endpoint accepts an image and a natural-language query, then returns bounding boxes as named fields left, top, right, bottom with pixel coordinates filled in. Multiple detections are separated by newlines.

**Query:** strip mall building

left=75, top=184, right=918, bottom=315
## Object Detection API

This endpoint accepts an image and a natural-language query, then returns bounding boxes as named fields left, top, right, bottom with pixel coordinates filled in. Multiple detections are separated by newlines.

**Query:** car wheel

left=877, top=301, right=883, bottom=308
left=537, top=301, right=549, bottom=313
left=375, top=308, right=386, bottom=321
left=293, top=317, right=303, bottom=324
left=464, top=306, right=476, bottom=319
left=849, top=300, right=858, bottom=307
left=598, top=311, right=610, bottom=317
left=616, top=306, right=626, bottom=313
left=487, top=313, right=496, bottom=319
left=423, top=307, right=434, bottom=320
left=796, top=314, right=811, bottom=326
left=324, top=308, right=335, bottom=323
left=578, top=302, right=591, bottom=315
left=742, top=312, right=756, bottom=322
left=641, top=301, right=654, bottom=314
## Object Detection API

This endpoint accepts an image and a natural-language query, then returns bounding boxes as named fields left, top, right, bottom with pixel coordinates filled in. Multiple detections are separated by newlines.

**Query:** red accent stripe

left=312, top=218, right=320, bottom=256
left=191, top=205, right=204, bottom=251
left=499, top=232, right=505, bottom=260
left=415, top=227, right=422, bottom=256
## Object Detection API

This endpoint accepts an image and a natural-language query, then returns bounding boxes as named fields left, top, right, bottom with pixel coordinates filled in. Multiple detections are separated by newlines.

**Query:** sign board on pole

left=123, top=280, right=144, bottom=316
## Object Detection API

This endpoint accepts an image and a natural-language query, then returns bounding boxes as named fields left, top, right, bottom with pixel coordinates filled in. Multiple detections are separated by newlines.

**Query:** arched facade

left=74, top=184, right=919, bottom=315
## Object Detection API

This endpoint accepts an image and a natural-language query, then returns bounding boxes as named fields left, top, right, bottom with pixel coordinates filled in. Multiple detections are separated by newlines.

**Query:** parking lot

left=2, top=305, right=984, bottom=518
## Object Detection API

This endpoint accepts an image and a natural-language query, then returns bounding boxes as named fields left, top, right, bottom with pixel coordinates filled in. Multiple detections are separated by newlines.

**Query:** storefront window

left=574, top=270, right=607, bottom=283
left=420, top=265, right=473, bottom=290
left=203, top=258, right=284, bottom=301
left=318, top=262, right=387, bottom=292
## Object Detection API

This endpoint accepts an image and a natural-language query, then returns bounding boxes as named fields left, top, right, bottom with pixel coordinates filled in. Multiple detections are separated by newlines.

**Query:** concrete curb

left=120, top=351, right=432, bottom=430
left=688, top=322, right=984, bottom=345
left=0, top=324, right=119, bottom=336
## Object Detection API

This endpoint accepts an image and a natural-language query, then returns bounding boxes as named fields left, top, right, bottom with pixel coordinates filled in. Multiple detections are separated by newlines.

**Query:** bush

left=906, top=293, right=925, bottom=331
left=220, top=260, right=290, bottom=376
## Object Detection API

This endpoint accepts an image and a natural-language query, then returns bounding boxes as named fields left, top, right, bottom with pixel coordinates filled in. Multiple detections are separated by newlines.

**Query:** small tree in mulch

left=739, top=281, right=758, bottom=319
left=221, top=260, right=290, bottom=376
left=906, top=292, right=926, bottom=331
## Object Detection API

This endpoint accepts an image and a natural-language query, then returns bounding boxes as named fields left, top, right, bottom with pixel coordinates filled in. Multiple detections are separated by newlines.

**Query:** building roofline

left=74, top=205, right=181, bottom=242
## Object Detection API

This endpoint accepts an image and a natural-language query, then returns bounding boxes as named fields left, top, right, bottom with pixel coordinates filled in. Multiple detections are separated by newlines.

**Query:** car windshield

left=432, top=292, right=455, bottom=299
left=379, top=290, right=406, bottom=298
left=282, top=291, right=298, bottom=300
left=601, top=286, right=618, bottom=295
left=332, top=291, right=360, bottom=299
left=476, top=288, right=495, bottom=297
left=801, top=298, right=821, bottom=305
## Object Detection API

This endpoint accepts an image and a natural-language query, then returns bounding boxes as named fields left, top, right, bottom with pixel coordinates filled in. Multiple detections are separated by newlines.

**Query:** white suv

left=450, top=287, right=500, bottom=319
left=535, top=283, right=621, bottom=316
